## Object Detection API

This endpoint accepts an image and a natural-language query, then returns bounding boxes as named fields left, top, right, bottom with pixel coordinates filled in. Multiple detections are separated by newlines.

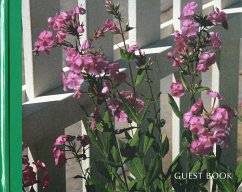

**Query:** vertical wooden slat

left=22, top=0, right=62, bottom=99
left=78, top=0, right=114, bottom=61
left=214, top=0, right=240, bottom=10
left=78, top=1, right=114, bottom=191
left=172, top=0, right=202, bottom=160
left=129, top=0, right=160, bottom=47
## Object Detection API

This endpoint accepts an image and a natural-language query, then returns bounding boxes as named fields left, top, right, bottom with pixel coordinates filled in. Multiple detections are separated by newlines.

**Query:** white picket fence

left=22, top=0, right=242, bottom=191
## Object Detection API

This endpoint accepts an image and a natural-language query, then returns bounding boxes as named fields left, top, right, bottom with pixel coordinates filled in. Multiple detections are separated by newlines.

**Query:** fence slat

left=214, top=0, right=240, bottom=10
left=129, top=0, right=160, bottom=47
left=172, top=0, right=203, bottom=160
left=78, top=0, right=114, bottom=61
left=22, top=0, right=63, bottom=99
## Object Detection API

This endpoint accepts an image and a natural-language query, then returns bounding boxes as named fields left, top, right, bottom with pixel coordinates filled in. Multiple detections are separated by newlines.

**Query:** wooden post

left=129, top=0, right=160, bottom=47
left=22, top=0, right=63, bottom=99
left=78, top=0, right=114, bottom=61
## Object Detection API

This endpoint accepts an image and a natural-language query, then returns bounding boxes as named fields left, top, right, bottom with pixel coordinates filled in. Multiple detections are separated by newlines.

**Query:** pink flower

left=183, top=111, right=193, bottom=128
left=56, top=31, right=66, bottom=43
left=43, top=171, right=50, bottom=188
left=65, top=48, right=83, bottom=73
left=73, top=90, right=82, bottom=99
left=240, top=99, right=242, bottom=107
left=209, top=32, right=222, bottom=49
left=189, top=116, right=206, bottom=135
left=167, top=52, right=173, bottom=59
left=54, top=135, right=75, bottom=146
left=120, top=91, right=145, bottom=113
left=107, top=99, right=128, bottom=122
left=23, top=166, right=37, bottom=187
left=53, top=148, right=66, bottom=166
left=114, top=72, right=128, bottom=83
left=116, top=110, right=128, bottom=122
left=170, top=82, right=185, bottom=98
left=182, top=2, right=198, bottom=19
left=190, top=132, right=215, bottom=156
left=62, top=72, right=84, bottom=90
left=190, top=98, right=203, bottom=114
left=214, top=129, right=230, bottom=148
left=174, top=31, right=187, bottom=54
left=77, top=135, right=91, bottom=147
left=89, top=109, right=102, bottom=130
left=48, top=12, right=68, bottom=30
left=207, top=90, right=224, bottom=100
left=103, top=19, right=119, bottom=33
left=72, top=6, right=86, bottom=16
left=34, top=31, right=54, bottom=53
left=102, top=80, right=112, bottom=94
left=81, top=39, right=93, bottom=50
left=172, top=57, right=183, bottom=67
left=77, top=26, right=85, bottom=33
left=84, top=55, right=108, bottom=76
left=197, top=51, right=216, bottom=72
left=181, top=19, right=199, bottom=38
left=208, top=8, right=227, bottom=26
left=127, top=43, right=140, bottom=53
left=209, top=107, right=230, bottom=125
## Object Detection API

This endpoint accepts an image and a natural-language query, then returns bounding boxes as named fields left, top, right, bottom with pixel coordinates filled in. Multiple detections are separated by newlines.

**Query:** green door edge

left=1, top=0, right=22, bottom=191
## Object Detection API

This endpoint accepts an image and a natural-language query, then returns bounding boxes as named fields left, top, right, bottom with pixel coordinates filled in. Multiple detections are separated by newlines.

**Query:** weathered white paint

left=129, top=0, right=160, bottom=47
left=22, top=0, right=63, bottom=99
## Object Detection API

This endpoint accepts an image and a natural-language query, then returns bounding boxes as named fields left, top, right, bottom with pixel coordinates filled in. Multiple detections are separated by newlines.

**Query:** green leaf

left=103, top=109, right=111, bottom=124
left=194, top=86, right=209, bottom=94
left=238, top=115, right=242, bottom=122
left=191, top=160, right=202, bottom=174
left=203, top=156, right=217, bottom=172
left=216, top=178, right=235, bottom=192
left=119, top=94, right=140, bottom=124
left=160, top=136, right=169, bottom=157
left=235, top=162, right=242, bottom=182
left=129, top=129, right=141, bottom=148
left=111, top=145, right=121, bottom=163
left=86, top=127, right=102, bottom=150
left=143, top=121, right=155, bottom=154
left=146, top=155, right=161, bottom=186
left=168, top=94, right=183, bottom=119
left=135, top=68, right=145, bottom=86
left=120, top=48, right=127, bottom=60
left=139, top=98, right=150, bottom=122
left=166, top=150, right=184, bottom=179
left=126, top=157, right=145, bottom=180
left=180, top=72, right=189, bottom=90
left=143, top=136, right=154, bottom=155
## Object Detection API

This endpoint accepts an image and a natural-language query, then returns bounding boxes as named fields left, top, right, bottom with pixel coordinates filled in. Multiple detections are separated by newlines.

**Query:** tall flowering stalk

left=167, top=2, right=242, bottom=192
left=30, top=1, right=242, bottom=192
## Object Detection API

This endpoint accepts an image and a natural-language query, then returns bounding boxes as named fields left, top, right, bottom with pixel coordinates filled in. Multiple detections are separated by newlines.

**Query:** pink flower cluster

left=183, top=96, right=236, bottom=156
left=94, top=19, right=120, bottom=39
left=170, top=82, right=185, bottom=98
left=167, top=2, right=227, bottom=73
left=53, top=134, right=90, bottom=166
left=106, top=91, right=145, bottom=123
left=62, top=47, right=128, bottom=98
left=22, top=155, right=49, bottom=189
left=34, top=6, right=86, bottom=54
